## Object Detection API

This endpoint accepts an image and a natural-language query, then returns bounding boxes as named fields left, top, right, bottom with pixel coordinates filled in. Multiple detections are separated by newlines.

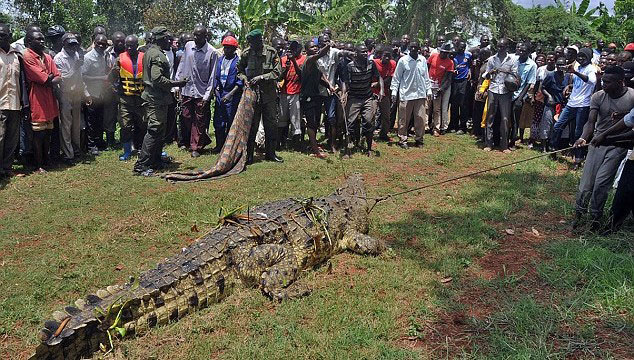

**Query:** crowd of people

left=0, top=22, right=633, bottom=231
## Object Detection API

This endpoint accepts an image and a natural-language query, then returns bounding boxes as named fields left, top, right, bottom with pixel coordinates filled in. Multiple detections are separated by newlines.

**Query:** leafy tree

left=591, top=0, right=634, bottom=46
left=143, top=0, right=235, bottom=40
left=10, top=0, right=106, bottom=46
left=235, top=0, right=313, bottom=42
left=95, top=0, right=154, bottom=36
left=497, top=1, right=602, bottom=47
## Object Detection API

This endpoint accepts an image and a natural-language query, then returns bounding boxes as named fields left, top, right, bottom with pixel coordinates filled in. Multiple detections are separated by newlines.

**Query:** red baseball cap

left=624, top=43, right=634, bottom=51
left=222, top=36, right=239, bottom=47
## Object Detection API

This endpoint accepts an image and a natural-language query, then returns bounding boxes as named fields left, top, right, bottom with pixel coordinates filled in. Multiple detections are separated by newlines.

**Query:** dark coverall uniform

left=134, top=44, right=179, bottom=173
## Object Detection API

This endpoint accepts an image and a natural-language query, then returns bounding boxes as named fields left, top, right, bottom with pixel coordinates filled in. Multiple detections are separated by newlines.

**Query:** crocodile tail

left=30, top=231, right=238, bottom=360
left=163, top=86, right=257, bottom=182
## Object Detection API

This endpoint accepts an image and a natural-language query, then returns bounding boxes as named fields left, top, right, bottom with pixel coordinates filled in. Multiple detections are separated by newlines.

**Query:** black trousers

left=165, top=97, right=178, bottom=144
left=485, top=91, right=511, bottom=150
left=50, top=117, right=61, bottom=160
left=511, top=98, right=524, bottom=147
left=611, top=159, right=634, bottom=231
left=247, top=99, right=278, bottom=161
left=449, top=79, right=469, bottom=131
left=472, top=100, right=486, bottom=139
left=85, top=102, right=105, bottom=149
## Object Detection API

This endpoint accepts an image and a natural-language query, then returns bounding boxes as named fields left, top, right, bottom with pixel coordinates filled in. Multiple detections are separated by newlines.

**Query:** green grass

left=0, top=134, right=632, bottom=359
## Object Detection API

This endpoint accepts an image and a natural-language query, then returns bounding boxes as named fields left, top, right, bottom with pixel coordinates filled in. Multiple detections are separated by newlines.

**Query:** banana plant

left=236, top=0, right=315, bottom=42
left=553, top=0, right=600, bottom=18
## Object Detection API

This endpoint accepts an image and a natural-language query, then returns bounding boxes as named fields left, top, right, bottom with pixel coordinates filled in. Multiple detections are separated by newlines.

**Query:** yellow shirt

left=0, top=47, right=21, bottom=111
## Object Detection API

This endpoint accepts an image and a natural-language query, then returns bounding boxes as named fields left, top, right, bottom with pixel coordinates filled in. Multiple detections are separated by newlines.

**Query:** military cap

left=247, top=29, right=263, bottom=39
left=151, top=26, right=169, bottom=40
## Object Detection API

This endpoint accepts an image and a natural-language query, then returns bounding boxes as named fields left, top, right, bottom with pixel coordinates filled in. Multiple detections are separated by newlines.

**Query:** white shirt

left=390, top=54, right=432, bottom=101
left=0, top=47, right=21, bottom=111
left=317, top=47, right=341, bottom=96
left=485, top=53, right=519, bottom=95
left=220, top=57, right=232, bottom=87
left=536, top=65, right=548, bottom=81
left=54, top=48, right=89, bottom=97
left=567, top=64, right=596, bottom=108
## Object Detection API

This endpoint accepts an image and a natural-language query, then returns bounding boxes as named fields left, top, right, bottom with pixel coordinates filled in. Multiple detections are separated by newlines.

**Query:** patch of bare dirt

left=405, top=227, right=553, bottom=356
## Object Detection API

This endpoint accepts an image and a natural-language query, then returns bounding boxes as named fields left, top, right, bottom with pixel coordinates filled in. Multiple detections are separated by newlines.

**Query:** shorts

left=32, top=120, right=54, bottom=131
left=302, top=95, right=323, bottom=130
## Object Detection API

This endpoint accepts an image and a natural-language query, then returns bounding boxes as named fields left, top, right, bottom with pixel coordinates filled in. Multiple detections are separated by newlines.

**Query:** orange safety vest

left=120, top=51, right=144, bottom=96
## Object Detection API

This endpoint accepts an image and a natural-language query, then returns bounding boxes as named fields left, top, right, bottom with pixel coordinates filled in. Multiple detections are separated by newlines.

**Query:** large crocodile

left=31, top=174, right=385, bottom=359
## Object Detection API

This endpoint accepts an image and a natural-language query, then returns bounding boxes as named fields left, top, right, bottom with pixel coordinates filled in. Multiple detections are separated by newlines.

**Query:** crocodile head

left=336, top=173, right=370, bottom=234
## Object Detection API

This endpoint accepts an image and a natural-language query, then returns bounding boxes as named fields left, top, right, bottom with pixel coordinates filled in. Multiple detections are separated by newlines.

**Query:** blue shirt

left=453, top=51, right=472, bottom=80
left=513, top=57, right=537, bottom=100
left=541, top=71, right=570, bottom=105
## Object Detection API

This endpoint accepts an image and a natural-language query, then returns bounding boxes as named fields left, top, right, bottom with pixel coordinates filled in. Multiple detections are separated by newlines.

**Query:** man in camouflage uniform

left=237, top=29, right=283, bottom=164
left=133, top=27, right=187, bottom=176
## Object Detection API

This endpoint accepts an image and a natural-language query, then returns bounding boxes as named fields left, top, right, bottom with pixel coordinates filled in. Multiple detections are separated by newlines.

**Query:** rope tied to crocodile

left=361, top=144, right=591, bottom=213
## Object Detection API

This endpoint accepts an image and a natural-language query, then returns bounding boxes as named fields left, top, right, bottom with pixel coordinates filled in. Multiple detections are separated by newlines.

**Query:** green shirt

left=141, top=44, right=175, bottom=105
left=237, top=45, right=281, bottom=103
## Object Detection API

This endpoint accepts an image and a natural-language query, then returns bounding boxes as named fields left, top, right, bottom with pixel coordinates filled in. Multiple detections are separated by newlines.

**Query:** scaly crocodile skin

left=30, top=174, right=385, bottom=360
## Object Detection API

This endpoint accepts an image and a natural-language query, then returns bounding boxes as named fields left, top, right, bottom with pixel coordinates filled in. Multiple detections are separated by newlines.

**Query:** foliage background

left=1, top=0, right=631, bottom=47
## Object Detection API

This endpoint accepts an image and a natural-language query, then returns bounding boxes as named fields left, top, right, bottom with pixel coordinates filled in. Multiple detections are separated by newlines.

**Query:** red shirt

left=23, top=48, right=60, bottom=123
left=372, top=58, right=396, bottom=95
left=281, top=54, right=305, bottom=95
left=427, top=52, right=454, bottom=86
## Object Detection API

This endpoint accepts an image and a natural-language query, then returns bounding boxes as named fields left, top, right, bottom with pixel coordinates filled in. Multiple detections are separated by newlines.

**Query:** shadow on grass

left=371, top=165, right=633, bottom=358
left=375, top=168, right=575, bottom=276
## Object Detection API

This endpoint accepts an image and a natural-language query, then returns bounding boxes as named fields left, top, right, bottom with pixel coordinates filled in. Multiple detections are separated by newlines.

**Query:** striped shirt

left=343, top=59, right=379, bottom=99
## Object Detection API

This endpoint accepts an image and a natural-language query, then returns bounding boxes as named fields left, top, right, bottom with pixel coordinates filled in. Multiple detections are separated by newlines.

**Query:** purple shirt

left=175, top=41, right=217, bottom=101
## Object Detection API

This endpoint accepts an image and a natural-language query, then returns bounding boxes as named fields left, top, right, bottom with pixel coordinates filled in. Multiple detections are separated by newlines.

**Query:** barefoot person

left=483, top=38, right=518, bottom=153
left=300, top=40, right=335, bottom=158
left=22, top=29, right=61, bottom=173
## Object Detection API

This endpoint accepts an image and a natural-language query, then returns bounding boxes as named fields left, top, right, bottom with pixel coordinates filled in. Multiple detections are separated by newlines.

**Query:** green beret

left=247, top=29, right=263, bottom=39
left=151, top=26, right=169, bottom=40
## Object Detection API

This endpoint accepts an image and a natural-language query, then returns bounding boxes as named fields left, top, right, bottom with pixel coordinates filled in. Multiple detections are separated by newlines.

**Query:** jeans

left=550, top=105, right=589, bottom=160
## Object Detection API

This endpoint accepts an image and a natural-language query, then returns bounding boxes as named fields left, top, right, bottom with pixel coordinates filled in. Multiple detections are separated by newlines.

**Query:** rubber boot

left=119, top=142, right=132, bottom=161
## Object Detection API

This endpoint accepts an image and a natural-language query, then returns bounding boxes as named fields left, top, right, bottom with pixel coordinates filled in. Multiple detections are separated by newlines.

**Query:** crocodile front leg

left=341, top=230, right=386, bottom=256
left=234, top=244, right=310, bottom=301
